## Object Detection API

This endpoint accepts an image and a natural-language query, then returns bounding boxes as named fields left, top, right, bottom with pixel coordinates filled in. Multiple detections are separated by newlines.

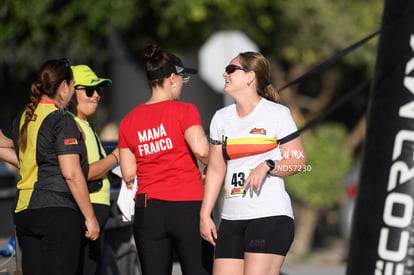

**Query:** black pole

left=347, top=1, right=414, bottom=274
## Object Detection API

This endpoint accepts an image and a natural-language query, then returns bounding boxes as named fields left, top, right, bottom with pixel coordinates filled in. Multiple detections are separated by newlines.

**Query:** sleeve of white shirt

left=209, top=111, right=221, bottom=143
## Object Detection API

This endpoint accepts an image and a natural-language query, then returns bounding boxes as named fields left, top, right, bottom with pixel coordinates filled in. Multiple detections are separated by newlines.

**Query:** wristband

left=111, top=153, right=119, bottom=163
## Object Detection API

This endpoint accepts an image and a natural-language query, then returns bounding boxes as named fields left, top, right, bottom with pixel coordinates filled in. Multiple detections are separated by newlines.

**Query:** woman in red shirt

left=118, top=42, right=213, bottom=275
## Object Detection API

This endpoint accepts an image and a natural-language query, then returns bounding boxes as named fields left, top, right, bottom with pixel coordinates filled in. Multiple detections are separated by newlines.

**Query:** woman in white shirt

left=200, top=52, right=306, bottom=275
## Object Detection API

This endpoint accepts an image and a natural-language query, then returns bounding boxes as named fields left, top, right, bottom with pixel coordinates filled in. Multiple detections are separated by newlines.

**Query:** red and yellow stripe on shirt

left=223, top=137, right=278, bottom=160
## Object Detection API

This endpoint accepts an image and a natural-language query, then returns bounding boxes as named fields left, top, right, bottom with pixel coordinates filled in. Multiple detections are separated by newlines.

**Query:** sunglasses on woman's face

left=180, top=74, right=190, bottom=84
left=225, top=64, right=250, bottom=74
left=75, top=87, right=103, bottom=97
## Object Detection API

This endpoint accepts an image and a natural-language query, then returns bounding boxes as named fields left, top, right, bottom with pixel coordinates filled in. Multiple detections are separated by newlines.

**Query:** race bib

left=224, top=167, right=252, bottom=198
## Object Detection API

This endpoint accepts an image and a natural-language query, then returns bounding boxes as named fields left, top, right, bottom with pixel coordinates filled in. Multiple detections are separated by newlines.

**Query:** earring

left=172, top=83, right=177, bottom=88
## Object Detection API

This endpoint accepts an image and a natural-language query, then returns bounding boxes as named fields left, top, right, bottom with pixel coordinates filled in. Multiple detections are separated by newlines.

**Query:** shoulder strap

left=90, top=123, right=105, bottom=160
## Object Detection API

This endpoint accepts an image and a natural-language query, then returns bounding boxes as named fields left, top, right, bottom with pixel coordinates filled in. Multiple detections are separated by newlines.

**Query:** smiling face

left=222, top=56, right=252, bottom=97
left=74, top=86, right=101, bottom=120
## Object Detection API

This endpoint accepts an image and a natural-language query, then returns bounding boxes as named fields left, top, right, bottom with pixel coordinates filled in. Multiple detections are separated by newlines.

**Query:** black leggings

left=77, top=203, right=110, bottom=275
left=13, top=207, right=83, bottom=275
left=133, top=200, right=213, bottom=275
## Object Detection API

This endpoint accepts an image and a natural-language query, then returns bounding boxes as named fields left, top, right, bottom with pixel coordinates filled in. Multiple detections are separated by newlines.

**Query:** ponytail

left=18, top=58, right=72, bottom=151
left=261, top=83, right=281, bottom=103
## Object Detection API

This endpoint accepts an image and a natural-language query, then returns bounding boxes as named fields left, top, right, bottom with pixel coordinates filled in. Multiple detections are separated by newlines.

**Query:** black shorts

left=214, top=215, right=294, bottom=259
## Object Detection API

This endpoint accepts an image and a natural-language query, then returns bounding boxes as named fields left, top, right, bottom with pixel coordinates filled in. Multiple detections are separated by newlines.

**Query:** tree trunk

left=290, top=204, right=319, bottom=256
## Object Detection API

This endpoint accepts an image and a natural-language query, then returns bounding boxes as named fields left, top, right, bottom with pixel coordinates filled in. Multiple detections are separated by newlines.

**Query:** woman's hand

left=84, top=216, right=100, bottom=241
left=200, top=215, right=217, bottom=246
left=243, top=162, right=269, bottom=194
left=202, top=165, right=208, bottom=180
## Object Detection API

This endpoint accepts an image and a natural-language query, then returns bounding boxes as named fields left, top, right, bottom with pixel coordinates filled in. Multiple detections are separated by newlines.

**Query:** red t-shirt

left=119, top=100, right=204, bottom=201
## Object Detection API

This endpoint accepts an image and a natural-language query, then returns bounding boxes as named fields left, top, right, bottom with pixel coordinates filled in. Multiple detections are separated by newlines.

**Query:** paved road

left=1, top=255, right=346, bottom=275
left=172, top=262, right=346, bottom=275
left=281, top=240, right=347, bottom=275
left=1, top=257, right=346, bottom=275
left=1, top=237, right=348, bottom=275
left=171, top=261, right=346, bottom=275
left=282, top=265, right=346, bottom=275
left=172, top=240, right=348, bottom=275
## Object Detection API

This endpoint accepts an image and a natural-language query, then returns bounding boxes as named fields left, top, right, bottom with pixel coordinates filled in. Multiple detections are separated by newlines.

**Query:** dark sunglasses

left=75, top=87, right=103, bottom=97
left=225, top=64, right=250, bottom=74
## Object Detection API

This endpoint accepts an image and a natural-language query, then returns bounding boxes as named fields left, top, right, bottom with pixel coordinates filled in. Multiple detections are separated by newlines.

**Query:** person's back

left=120, top=100, right=204, bottom=201
left=15, top=101, right=88, bottom=211
left=119, top=42, right=213, bottom=275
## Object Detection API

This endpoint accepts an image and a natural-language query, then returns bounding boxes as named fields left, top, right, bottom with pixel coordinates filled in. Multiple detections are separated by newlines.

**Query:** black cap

left=147, top=60, right=197, bottom=80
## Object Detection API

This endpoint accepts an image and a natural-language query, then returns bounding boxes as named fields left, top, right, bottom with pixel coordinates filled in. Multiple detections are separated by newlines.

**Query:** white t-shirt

left=210, top=98, right=298, bottom=220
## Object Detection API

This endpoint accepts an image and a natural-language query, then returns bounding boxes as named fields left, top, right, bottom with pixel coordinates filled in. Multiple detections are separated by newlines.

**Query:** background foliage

left=1, top=0, right=383, bottom=75
left=286, top=123, right=353, bottom=209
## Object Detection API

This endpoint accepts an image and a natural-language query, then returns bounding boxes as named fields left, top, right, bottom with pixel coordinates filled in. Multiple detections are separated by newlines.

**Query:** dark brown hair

left=67, top=92, right=79, bottom=116
left=143, top=42, right=179, bottom=88
left=18, top=59, right=73, bottom=151
left=239, top=52, right=280, bottom=103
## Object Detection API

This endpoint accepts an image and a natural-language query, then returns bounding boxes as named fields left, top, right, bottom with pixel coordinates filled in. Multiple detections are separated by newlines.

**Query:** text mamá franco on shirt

left=137, top=123, right=173, bottom=156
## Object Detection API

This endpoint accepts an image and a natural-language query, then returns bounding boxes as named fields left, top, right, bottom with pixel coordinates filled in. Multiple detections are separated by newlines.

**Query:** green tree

left=1, top=0, right=136, bottom=77
left=121, top=0, right=383, bottom=78
left=1, top=0, right=384, bottom=134
left=1, top=0, right=383, bottom=75
left=285, top=123, right=353, bottom=255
